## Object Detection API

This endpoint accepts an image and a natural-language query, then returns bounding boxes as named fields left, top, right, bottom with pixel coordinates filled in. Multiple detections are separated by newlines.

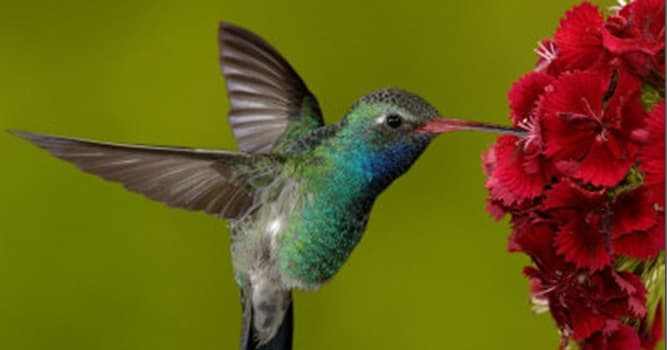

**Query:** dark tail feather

left=250, top=300, right=293, bottom=350
left=241, top=288, right=293, bottom=350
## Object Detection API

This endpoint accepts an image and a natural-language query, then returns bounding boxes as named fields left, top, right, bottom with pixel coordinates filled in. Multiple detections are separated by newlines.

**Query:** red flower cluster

left=484, top=1, right=665, bottom=349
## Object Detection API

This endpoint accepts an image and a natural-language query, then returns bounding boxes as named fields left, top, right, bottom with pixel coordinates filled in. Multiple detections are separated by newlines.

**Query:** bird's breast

left=236, top=162, right=377, bottom=291
left=275, top=185, right=373, bottom=290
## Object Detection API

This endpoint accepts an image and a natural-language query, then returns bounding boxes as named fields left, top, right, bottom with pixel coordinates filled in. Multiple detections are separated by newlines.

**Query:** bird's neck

left=309, top=125, right=425, bottom=202
left=276, top=125, right=428, bottom=287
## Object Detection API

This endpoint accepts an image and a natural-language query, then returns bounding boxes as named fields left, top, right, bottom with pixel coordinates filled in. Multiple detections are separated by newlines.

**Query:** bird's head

left=329, top=88, right=438, bottom=191
left=335, top=88, right=523, bottom=190
left=343, top=88, right=437, bottom=155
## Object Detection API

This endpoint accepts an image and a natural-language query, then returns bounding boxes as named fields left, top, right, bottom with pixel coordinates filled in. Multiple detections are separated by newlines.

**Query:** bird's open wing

left=218, top=22, right=324, bottom=154
left=11, top=131, right=281, bottom=219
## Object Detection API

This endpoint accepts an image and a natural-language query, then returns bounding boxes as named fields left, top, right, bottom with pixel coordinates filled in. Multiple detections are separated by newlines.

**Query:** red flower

left=481, top=146, right=508, bottom=220
left=487, top=135, right=553, bottom=203
left=581, top=321, right=641, bottom=350
left=508, top=71, right=555, bottom=124
left=541, top=180, right=661, bottom=268
left=554, top=2, right=607, bottom=72
left=542, top=180, right=612, bottom=271
left=638, top=101, right=665, bottom=208
left=611, top=188, right=662, bottom=259
left=611, top=188, right=657, bottom=237
left=483, top=72, right=559, bottom=207
left=482, top=142, right=541, bottom=209
left=535, top=39, right=567, bottom=76
left=510, top=217, right=648, bottom=342
left=603, top=0, right=666, bottom=84
left=540, top=70, right=646, bottom=186
left=509, top=216, right=560, bottom=268
left=613, top=214, right=665, bottom=260
left=482, top=2, right=664, bottom=348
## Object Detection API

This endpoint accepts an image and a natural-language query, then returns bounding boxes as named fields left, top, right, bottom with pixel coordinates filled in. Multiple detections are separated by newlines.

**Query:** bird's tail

left=241, top=286, right=293, bottom=350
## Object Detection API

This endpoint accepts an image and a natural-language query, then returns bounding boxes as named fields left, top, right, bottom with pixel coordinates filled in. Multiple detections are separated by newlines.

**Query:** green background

left=0, top=1, right=610, bottom=349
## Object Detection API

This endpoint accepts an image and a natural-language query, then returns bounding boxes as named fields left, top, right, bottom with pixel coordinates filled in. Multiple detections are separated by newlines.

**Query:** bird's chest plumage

left=273, top=168, right=375, bottom=290
left=231, top=156, right=377, bottom=291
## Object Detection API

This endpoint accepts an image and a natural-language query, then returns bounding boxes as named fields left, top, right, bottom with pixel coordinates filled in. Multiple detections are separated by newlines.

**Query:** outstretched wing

left=11, top=131, right=281, bottom=219
left=218, top=22, right=324, bottom=154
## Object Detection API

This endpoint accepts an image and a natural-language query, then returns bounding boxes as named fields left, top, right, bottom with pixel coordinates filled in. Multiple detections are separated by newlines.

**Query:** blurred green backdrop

left=1, top=1, right=610, bottom=349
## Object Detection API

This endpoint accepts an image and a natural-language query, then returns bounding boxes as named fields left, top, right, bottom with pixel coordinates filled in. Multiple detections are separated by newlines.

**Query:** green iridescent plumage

left=275, top=98, right=438, bottom=287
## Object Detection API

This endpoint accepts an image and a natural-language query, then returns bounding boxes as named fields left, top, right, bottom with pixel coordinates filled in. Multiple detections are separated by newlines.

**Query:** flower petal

left=581, top=321, right=642, bottom=350
left=494, top=136, right=551, bottom=200
left=638, top=101, right=665, bottom=207
left=554, top=3, right=606, bottom=71
left=542, top=179, right=605, bottom=213
left=555, top=219, right=611, bottom=271
left=605, top=323, right=642, bottom=350
left=612, top=188, right=658, bottom=236
left=541, top=71, right=608, bottom=161
left=573, top=136, right=635, bottom=186
left=508, top=72, right=555, bottom=124
left=570, top=302, right=608, bottom=340
left=612, top=216, right=665, bottom=259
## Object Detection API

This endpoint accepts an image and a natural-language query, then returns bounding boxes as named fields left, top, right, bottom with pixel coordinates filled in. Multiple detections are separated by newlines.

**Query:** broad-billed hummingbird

left=11, top=22, right=523, bottom=350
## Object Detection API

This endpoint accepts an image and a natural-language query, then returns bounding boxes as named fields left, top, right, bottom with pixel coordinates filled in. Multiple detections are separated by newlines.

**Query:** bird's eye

left=385, top=114, right=403, bottom=129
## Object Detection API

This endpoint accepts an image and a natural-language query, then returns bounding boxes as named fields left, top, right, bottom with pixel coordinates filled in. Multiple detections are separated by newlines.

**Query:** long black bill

left=417, top=118, right=527, bottom=137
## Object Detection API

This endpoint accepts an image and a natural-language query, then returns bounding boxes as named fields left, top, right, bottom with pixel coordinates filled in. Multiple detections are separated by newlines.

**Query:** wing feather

left=11, top=130, right=280, bottom=219
left=218, top=22, right=324, bottom=153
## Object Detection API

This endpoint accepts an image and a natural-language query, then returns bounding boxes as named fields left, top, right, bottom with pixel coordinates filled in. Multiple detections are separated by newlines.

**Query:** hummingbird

left=11, top=22, right=523, bottom=350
